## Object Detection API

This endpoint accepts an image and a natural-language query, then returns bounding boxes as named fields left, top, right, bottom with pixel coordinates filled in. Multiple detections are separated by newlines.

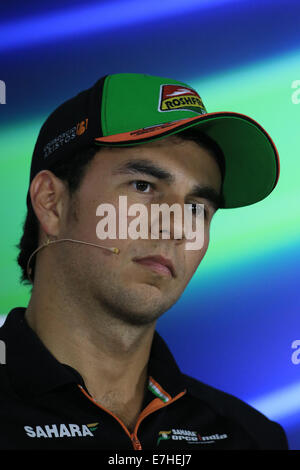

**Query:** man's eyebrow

left=188, top=184, right=222, bottom=211
left=112, top=159, right=175, bottom=183
left=112, top=158, right=222, bottom=210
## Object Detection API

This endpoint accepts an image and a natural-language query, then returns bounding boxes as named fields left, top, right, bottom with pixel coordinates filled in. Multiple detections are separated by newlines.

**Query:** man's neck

left=24, top=292, right=156, bottom=422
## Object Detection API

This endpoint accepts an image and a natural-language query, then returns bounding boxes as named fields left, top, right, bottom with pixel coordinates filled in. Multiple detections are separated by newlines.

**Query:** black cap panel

left=26, top=75, right=108, bottom=209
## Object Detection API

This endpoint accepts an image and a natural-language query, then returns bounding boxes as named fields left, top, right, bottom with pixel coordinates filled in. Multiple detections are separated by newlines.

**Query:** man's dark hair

left=16, top=128, right=225, bottom=287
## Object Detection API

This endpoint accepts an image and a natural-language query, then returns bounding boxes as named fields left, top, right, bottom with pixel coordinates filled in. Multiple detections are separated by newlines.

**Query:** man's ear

left=29, top=170, right=67, bottom=238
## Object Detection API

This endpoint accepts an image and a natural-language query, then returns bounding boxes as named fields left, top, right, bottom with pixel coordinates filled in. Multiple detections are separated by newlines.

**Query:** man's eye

left=131, top=180, right=154, bottom=193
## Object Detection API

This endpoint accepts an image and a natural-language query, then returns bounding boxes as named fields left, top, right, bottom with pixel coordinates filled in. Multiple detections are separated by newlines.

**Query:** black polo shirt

left=0, top=307, right=288, bottom=450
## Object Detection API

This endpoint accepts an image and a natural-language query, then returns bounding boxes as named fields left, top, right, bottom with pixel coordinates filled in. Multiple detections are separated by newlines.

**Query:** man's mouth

left=132, top=255, right=176, bottom=278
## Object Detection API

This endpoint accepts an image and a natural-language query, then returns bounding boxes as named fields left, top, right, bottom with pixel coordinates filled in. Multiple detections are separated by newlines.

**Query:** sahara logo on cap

left=158, top=85, right=207, bottom=115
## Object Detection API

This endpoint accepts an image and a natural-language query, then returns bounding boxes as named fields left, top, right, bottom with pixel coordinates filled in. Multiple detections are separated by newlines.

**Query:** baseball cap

left=26, top=72, right=280, bottom=210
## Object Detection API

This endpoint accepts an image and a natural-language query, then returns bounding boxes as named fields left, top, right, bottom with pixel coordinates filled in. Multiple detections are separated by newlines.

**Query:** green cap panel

left=101, top=73, right=207, bottom=135
left=200, top=117, right=277, bottom=208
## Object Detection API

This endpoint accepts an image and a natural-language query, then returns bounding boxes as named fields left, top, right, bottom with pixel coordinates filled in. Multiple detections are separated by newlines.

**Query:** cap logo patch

left=43, top=118, right=88, bottom=159
left=158, top=85, right=207, bottom=115
left=76, top=118, right=88, bottom=136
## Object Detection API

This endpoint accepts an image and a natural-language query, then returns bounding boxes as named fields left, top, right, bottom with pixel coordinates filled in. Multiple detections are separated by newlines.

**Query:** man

left=0, top=73, right=288, bottom=450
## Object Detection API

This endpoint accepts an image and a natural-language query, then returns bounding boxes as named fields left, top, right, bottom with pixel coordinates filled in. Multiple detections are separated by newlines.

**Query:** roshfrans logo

left=157, top=428, right=228, bottom=446
left=158, top=85, right=207, bottom=114
left=24, top=422, right=99, bottom=438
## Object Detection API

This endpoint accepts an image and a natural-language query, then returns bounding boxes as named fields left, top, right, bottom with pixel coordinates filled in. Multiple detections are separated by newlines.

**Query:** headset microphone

left=26, top=237, right=120, bottom=283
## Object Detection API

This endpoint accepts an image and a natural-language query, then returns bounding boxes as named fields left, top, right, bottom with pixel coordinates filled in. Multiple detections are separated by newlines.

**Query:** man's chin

left=93, top=278, right=181, bottom=326
left=106, top=292, right=173, bottom=327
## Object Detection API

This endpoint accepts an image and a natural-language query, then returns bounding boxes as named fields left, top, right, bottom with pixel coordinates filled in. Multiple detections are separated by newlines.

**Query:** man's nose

left=149, top=196, right=187, bottom=243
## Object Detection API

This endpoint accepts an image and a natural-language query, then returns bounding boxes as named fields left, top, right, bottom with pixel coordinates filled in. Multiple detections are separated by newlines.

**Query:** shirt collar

left=1, top=307, right=186, bottom=400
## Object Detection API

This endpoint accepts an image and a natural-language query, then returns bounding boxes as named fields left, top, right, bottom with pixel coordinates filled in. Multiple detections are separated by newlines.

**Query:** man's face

left=56, top=136, right=222, bottom=326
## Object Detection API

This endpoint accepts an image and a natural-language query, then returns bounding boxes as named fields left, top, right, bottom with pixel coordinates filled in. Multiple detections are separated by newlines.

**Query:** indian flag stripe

left=148, top=378, right=170, bottom=403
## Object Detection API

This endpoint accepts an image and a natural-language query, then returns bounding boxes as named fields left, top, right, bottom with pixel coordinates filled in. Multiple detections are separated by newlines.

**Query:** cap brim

left=94, top=111, right=280, bottom=209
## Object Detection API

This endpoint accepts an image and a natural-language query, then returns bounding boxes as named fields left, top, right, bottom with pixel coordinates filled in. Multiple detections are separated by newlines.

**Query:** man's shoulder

left=182, top=373, right=288, bottom=449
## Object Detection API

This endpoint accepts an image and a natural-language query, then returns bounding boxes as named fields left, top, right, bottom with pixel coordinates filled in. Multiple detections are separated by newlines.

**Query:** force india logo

left=157, top=429, right=228, bottom=446
left=158, top=85, right=207, bottom=115
left=24, top=422, right=99, bottom=439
